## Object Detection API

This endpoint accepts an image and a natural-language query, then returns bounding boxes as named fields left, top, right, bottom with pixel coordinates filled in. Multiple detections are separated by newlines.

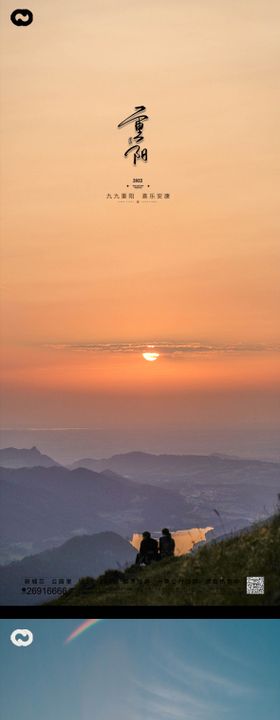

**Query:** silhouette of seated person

left=159, top=528, right=175, bottom=559
left=136, top=531, right=159, bottom=565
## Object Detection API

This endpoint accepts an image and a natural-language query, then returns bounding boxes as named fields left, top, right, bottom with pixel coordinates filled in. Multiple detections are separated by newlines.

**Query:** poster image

left=0, top=2, right=279, bottom=607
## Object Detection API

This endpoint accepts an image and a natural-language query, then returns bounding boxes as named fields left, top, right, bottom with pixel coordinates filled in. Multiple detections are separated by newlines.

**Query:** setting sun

left=142, top=352, right=160, bottom=362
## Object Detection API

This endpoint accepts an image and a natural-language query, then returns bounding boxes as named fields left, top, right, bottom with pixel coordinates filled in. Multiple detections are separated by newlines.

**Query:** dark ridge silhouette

left=0, top=464, right=189, bottom=561
left=0, top=531, right=136, bottom=605
left=0, top=446, right=60, bottom=469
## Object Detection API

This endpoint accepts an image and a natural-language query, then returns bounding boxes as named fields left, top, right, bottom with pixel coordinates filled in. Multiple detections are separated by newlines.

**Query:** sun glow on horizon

left=142, top=352, right=160, bottom=362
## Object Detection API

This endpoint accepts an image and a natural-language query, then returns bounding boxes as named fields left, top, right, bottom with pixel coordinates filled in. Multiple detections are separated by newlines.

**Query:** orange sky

left=0, top=0, right=279, bottom=445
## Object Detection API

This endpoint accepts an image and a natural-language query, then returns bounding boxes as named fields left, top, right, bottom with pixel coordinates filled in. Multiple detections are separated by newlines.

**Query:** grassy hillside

left=51, top=513, right=280, bottom=606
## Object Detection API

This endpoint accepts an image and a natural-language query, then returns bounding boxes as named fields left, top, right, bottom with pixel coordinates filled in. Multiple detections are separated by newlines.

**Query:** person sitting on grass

left=135, top=531, right=158, bottom=565
left=159, top=528, right=175, bottom=559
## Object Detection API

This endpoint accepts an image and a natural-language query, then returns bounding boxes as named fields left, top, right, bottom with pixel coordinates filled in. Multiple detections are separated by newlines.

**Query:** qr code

left=246, top=576, right=264, bottom=594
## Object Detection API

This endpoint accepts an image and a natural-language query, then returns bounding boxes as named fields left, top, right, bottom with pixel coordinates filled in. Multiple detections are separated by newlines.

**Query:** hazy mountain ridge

left=67, top=451, right=280, bottom=540
left=0, top=446, right=60, bottom=469
left=0, top=531, right=136, bottom=606
left=0, top=463, right=189, bottom=562
left=69, top=450, right=280, bottom=485
left=1, top=448, right=279, bottom=576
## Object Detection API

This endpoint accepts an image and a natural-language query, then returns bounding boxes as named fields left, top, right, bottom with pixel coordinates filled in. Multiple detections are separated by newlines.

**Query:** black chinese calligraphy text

left=118, top=106, right=148, bottom=165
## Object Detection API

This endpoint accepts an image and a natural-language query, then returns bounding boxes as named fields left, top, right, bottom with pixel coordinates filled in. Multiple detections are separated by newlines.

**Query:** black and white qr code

left=246, top=576, right=264, bottom=594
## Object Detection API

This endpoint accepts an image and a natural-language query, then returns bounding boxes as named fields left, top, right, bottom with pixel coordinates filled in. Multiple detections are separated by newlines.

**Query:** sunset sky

left=0, top=1, right=279, bottom=460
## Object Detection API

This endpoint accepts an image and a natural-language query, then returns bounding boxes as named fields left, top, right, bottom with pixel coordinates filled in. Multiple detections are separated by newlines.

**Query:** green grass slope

left=51, top=513, right=280, bottom=606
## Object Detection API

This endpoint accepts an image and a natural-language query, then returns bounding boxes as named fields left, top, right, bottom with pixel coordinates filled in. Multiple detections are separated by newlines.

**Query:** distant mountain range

left=0, top=462, right=189, bottom=562
left=68, top=451, right=280, bottom=529
left=0, top=446, right=60, bottom=469
left=0, top=531, right=136, bottom=605
left=1, top=447, right=279, bottom=577
left=69, top=450, right=280, bottom=485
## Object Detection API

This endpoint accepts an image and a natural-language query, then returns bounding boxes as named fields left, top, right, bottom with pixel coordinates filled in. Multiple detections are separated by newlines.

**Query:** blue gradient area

left=0, top=620, right=279, bottom=720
